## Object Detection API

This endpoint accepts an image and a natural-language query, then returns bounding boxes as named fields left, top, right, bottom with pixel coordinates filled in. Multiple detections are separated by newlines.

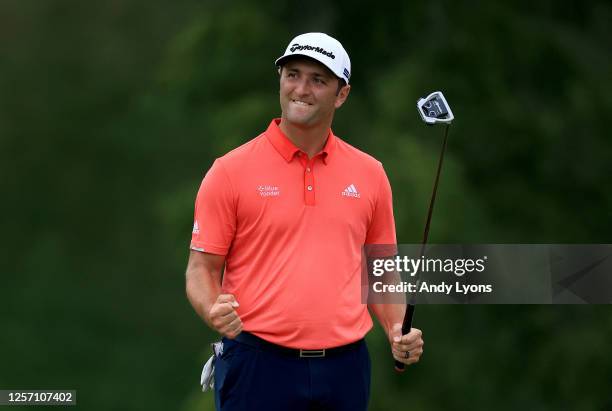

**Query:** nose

left=294, top=77, right=311, bottom=96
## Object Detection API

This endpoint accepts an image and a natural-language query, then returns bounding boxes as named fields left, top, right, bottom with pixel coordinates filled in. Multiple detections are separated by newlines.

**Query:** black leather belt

left=234, top=332, right=363, bottom=358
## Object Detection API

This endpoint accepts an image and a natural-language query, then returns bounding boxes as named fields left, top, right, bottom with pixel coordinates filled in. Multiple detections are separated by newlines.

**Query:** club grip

left=394, top=359, right=405, bottom=372
left=394, top=304, right=415, bottom=372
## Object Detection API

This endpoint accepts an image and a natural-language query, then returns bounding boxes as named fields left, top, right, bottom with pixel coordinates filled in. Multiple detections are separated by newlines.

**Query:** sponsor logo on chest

left=258, top=185, right=280, bottom=197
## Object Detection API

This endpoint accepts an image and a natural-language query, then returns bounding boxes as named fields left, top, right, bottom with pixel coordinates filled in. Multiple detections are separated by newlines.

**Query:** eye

left=313, top=77, right=326, bottom=85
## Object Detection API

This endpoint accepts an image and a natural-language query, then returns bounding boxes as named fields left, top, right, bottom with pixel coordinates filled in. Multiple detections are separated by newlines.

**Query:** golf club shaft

left=395, top=124, right=450, bottom=372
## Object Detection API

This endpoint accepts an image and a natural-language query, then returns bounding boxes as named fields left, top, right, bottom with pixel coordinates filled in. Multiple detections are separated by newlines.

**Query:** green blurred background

left=1, top=0, right=611, bottom=410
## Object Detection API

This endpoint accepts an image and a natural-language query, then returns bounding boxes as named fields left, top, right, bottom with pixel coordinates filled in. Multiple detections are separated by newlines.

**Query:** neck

left=278, top=117, right=332, bottom=159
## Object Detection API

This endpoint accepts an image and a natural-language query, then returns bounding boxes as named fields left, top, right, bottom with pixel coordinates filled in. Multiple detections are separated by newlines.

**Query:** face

left=279, top=58, right=350, bottom=128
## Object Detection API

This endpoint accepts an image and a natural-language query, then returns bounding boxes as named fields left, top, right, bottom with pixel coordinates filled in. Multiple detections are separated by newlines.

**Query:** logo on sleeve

left=192, top=221, right=200, bottom=234
left=341, top=184, right=361, bottom=198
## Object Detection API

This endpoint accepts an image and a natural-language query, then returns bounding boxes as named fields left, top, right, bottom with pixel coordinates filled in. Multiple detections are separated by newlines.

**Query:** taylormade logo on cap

left=289, top=43, right=336, bottom=59
left=276, top=32, right=351, bottom=84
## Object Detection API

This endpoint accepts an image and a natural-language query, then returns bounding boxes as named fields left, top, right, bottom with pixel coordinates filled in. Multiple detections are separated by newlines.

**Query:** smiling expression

left=279, top=58, right=350, bottom=128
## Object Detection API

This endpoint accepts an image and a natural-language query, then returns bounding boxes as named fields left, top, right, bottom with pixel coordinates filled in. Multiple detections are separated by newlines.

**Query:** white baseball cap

left=275, top=32, right=351, bottom=84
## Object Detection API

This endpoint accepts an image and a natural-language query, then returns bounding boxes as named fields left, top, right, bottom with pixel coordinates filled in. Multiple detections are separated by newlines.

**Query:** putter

left=395, top=91, right=454, bottom=372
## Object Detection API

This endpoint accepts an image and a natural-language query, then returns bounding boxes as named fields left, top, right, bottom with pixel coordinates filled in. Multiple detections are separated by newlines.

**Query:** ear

left=334, top=84, right=351, bottom=109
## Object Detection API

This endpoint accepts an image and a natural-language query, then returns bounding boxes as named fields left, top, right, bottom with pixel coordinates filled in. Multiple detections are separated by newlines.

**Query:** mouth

left=291, top=99, right=312, bottom=106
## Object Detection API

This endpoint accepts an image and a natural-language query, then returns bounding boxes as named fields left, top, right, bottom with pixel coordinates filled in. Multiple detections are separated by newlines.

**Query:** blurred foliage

left=1, top=0, right=611, bottom=410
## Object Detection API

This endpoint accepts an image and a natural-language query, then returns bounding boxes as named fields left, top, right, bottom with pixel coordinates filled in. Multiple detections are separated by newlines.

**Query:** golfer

left=186, top=32, right=424, bottom=411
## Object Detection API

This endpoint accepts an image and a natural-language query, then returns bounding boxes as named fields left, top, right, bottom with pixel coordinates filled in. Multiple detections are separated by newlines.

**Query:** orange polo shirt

left=190, top=119, right=396, bottom=349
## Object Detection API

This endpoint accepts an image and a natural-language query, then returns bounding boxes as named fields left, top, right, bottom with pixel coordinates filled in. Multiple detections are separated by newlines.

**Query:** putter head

left=417, top=91, right=454, bottom=125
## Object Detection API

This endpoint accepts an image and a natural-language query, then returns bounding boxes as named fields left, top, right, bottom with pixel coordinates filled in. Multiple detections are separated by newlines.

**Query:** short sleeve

left=190, top=159, right=236, bottom=255
left=365, top=163, right=397, bottom=255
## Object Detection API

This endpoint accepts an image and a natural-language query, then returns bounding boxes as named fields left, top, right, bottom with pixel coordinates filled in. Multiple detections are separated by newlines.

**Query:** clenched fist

left=208, top=294, right=243, bottom=339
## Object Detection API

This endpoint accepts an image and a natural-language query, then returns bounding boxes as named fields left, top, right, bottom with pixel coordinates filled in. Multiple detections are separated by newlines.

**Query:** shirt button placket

left=304, top=160, right=315, bottom=206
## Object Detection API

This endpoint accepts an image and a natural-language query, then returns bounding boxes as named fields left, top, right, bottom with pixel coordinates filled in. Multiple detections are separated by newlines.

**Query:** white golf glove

left=200, top=341, right=224, bottom=392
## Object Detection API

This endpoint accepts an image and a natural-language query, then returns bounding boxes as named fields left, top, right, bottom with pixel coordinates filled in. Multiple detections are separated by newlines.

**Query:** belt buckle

left=299, top=349, right=326, bottom=358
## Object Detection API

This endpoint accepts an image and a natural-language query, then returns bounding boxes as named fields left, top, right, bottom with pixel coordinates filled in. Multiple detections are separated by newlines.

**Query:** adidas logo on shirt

left=192, top=221, right=200, bottom=234
left=341, top=184, right=361, bottom=198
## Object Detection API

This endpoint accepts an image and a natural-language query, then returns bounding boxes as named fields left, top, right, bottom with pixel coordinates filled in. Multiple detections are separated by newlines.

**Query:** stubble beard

left=281, top=97, right=318, bottom=128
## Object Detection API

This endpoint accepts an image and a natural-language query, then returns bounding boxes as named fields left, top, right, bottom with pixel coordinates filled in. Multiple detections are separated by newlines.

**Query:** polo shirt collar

left=265, top=118, right=335, bottom=164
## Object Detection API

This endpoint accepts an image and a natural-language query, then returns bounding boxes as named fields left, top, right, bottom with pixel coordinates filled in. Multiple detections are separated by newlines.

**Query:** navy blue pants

left=214, top=336, right=371, bottom=411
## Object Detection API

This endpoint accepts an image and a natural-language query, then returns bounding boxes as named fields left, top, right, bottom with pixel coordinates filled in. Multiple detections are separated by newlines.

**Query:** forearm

left=368, top=302, right=406, bottom=333
left=185, top=256, right=223, bottom=327
left=367, top=266, right=406, bottom=333
left=186, top=272, right=221, bottom=326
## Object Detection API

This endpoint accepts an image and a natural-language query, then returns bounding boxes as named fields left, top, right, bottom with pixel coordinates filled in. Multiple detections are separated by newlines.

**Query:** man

left=185, top=32, right=424, bottom=411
